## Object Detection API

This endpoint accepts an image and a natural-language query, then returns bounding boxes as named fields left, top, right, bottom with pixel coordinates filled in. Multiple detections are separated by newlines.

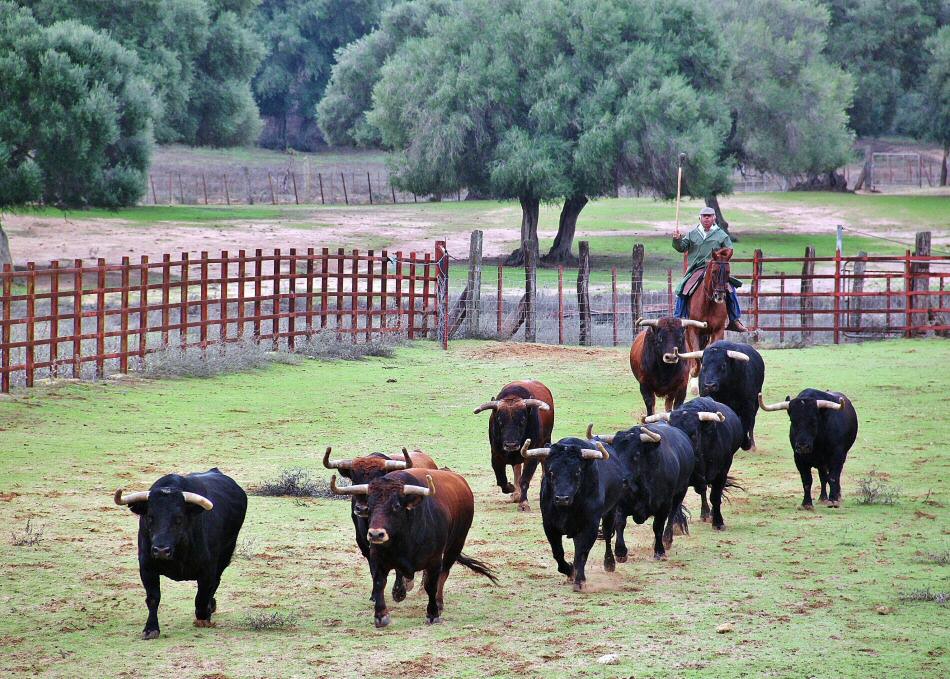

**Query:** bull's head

left=113, top=486, right=213, bottom=561
left=331, top=473, right=435, bottom=545
left=759, top=393, right=843, bottom=457
left=636, top=317, right=706, bottom=364
left=474, top=396, right=550, bottom=454
left=693, top=346, right=750, bottom=395
left=323, top=447, right=411, bottom=518
left=531, top=437, right=608, bottom=508
left=657, top=406, right=725, bottom=460
left=609, top=425, right=664, bottom=497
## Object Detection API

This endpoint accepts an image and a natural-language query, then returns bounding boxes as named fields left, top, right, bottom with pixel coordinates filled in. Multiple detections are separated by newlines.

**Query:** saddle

left=682, top=270, right=743, bottom=297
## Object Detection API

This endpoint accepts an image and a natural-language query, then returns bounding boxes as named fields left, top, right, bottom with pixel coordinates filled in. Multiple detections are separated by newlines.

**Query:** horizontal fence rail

left=0, top=243, right=448, bottom=392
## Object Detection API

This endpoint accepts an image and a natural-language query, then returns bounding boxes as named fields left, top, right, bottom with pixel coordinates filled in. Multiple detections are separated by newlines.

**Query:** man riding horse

left=672, top=206, right=749, bottom=333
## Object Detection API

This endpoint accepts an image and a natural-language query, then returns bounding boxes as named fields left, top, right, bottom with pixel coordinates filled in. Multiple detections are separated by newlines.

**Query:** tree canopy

left=356, top=0, right=733, bottom=263
left=17, top=0, right=262, bottom=146
left=0, top=2, right=155, bottom=208
left=253, top=0, right=388, bottom=149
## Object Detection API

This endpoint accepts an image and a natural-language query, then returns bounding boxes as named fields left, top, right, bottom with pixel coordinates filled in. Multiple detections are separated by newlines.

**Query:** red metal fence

left=732, top=250, right=950, bottom=343
left=1, top=242, right=449, bottom=392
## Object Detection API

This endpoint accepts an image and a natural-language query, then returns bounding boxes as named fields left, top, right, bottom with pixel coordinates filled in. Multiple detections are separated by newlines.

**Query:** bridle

left=705, top=258, right=730, bottom=304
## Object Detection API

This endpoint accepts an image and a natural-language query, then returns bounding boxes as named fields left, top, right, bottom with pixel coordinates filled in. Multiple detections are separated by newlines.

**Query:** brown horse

left=683, top=248, right=733, bottom=375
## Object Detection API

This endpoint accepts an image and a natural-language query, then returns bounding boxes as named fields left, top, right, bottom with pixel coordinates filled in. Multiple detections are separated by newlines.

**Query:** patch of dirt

left=463, top=342, right=617, bottom=361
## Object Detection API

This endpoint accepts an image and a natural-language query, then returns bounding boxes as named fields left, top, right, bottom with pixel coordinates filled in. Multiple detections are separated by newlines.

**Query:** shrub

left=898, top=589, right=948, bottom=605
left=857, top=469, right=901, bottom=505
left=294, top=330, right=399, bottom=361
left=11, top=518, right=44, bottom=547
left=243, top=610, right=299, bottom=631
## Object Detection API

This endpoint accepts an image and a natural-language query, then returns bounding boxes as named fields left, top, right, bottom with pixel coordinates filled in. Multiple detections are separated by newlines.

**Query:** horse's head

left=705, top=248, right=732, bottom=304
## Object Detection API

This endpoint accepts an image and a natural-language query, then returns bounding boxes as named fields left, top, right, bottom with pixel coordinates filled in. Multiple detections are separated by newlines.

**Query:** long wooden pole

left=674, top=152, right=685, bottom=233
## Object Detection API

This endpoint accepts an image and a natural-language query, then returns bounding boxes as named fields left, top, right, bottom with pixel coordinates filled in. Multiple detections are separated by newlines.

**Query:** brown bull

left=323, top=447, right=438, bottom=602
left=474, top=380, right=554, bottom=511
left=630, top=317, right=706, bottom=416
left=331, top=468, right=498, bottom=627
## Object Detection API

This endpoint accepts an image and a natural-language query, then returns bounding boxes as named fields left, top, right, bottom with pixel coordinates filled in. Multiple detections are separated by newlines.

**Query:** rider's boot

left=727, top=318, right=750, bottom=332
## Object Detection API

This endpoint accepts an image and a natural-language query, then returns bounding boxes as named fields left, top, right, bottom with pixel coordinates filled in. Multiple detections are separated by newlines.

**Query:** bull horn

left=586, top=423, right=594, bottom=439
left=330, top=475, right=368, bottom=495
left=322, top=447, right=353, bottom=470
left=596, top=442, right=611, bottom=460
left=662, top=347, right=680, bottom=364
left=383, top=458, right=408, bottom=470
left=680, top=319, right=708, bottom=329
left=639, top=428, right=662, bottom=443
left=114, top=489, right=149, bottom=506
left=402, top=474, right=435, bottom=497
left=697, top=411, right=726, bottom=423
left=519, top=439, right=533, bottom=457
left=636, top=317, right=659, bottom=327
left=816, top=398, right=844, bottom=410
left=641, top=412, right=670, bottom=424
left=678, top=350, right=705, bottom=359
left=523, top=447, right=551, bottom=458
left=402, top=448, right=413, bottom=469
left=182, top=492, right=214, bottom=511
left=726, top=350, right=750, bottom=362
left=585, top=424, right=613, bottom=443
left=580, top=445, right=607, bottom=460
left=473, top=401, right=500, bottom=414
left=522, top=398, right=550, bottom=411
left=758, top=393, right=789, bottom=412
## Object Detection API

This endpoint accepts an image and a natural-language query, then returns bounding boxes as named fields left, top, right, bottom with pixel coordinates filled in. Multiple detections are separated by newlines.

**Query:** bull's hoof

left=193, top=619, right=216, bottom=628
left=572, top=581, right=585, bottom=592
left=501, top=483, right=515, bottom=494
left=141, top=629, right=160, bottom=640
left=426, top=616, right=443, bottom=625
left=830, top=500, right=841, bottom=508
left=511, top=489, right=522, bottom=502
left=653, top=552, right=668, bottom=561
left=374, top=614, right=391, bottom=629
left=518, top=501, right=530, bottom=512
left=604, top=558, right=616, bottom=573
left=392, top=583, right=407, bottom=602
left=615, top=554, right=627, bottom=564
left=799, top=503, right=815, bottom=511
left=713, top=523, right=725, bottom=531
left=662, top=537, right=673, bottom=549
left=700, top=514, right=710, bottom=523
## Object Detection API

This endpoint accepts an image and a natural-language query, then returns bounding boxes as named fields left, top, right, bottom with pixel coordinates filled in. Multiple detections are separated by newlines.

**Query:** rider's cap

left=699, top=206, right=716, bottom=216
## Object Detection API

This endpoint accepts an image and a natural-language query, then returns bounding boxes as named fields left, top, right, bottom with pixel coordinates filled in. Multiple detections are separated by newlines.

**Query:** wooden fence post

left=467, top=230, right=483, bottom=337
left=367, top=172, right=373, bottom=205
left=26, top=263, right=36, bottom=386
left=631, top=243, right=643, bottom=337
left=202, top=173, right=209, bottom=204
left=291, top=172, right=299, bottom=205
left=912, top=231, right=931, bottom=335
left=50, top=261, right=60, bottom=376
left=119, top=257, right=129, bottom=372
left=223, top=174, right=230, bottom=205
left=903, top=249, right=913, bottom=338
left=833, top=248, right=841, bottom=344
left=318, top=173, right=325, bottom=205
left=558, top=265, right=564, bottom=345
left=1, top=264, right=11, bottom=392
left=752, top=249, right=763, bottom=331
left=178, top=174, right=185, bottom=204
left=244, top=167, right=253, bottom=205
left=268, top=173, right=277, bottom=205
left=150, top=175, right=157, bottom=204
left=850, top=251, right=867, bottom=330
left=95, top=259, right=105, bottom=378
left=611, top=266, right=619, bottom=346
left=341, top=173, right=349, bottom=205
left=800, top=246, right=815, bottom=342
left=435, top=241, right=449, bottom=349
left=578, top=241, right=591, bottom=346
left=524, top=239, right=537, bottom=342
left=73, top=259, right=83, bottom=377
left=497, top=265, right=504, bottom=336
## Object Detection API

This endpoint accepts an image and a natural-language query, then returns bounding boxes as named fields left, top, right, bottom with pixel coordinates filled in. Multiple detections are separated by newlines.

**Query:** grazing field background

left=0, top=338, right=947, bottom=678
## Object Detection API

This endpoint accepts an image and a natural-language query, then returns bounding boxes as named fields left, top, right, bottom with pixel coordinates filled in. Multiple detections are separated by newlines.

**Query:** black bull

left=645, top=396, right=744, bottom=530
left=696, top=340, right=765, bottom=450
left=760, top=388, right=858, bottom=509
left=114, top=468, right=247, bottom=639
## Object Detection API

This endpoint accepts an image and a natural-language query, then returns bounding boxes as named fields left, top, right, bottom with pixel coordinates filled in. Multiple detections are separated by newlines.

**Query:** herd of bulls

left=111, top=317, right=859, bottom=637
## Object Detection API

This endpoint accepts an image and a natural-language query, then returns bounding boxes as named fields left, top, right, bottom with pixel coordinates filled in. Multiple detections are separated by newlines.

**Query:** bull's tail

left=456, top=552, right=499, bottom=585
left=670, top=503, right=690, bottom=536
left=722, top=475, right=745, bottom=497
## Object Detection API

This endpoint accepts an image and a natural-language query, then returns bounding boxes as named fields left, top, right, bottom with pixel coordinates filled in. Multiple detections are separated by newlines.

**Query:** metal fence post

left=467, top=230, right=483, bottom=337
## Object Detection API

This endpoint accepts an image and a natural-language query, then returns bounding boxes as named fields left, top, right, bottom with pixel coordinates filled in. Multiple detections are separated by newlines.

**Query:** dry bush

left=243, top=611, right=299, bottom=631
left=11, top=518, right=44, bottom=547
left=293, top=330, right=399, bottom=360
left=857, top=469, right=901, bottom=505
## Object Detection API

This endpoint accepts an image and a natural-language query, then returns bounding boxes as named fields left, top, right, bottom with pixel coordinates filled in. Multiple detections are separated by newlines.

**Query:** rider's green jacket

left=672, top=225, right=734, bottom=296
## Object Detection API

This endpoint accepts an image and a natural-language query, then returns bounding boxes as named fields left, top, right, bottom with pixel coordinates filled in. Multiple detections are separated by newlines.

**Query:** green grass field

left=0, top=339, right=947, bottom=678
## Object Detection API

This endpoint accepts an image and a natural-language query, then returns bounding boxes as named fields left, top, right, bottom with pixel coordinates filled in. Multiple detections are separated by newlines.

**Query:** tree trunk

left=0, top=217, right=11, bottom=269
left=504, top=196, right=540, bottom=266
left=705, top=195, right=731, bottom=236
left=542, top=194, right=587, bottom=265
left=942, top=143, right=948, bottom=187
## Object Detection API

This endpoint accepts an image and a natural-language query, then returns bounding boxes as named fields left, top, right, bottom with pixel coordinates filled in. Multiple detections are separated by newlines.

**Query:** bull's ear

left=405, top=495, right=424, bottom=511
left=128, top=501, right=148, bottom=516
left=785, top=395, right=790, bottom=401
left=338, top=468, right=353, bottom=480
